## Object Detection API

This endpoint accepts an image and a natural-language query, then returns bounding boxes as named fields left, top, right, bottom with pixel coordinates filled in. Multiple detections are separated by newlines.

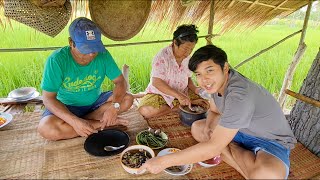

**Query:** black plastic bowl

left=84, top=129, right=130, bottom=157
left=179, top=105, right=207, bottom=126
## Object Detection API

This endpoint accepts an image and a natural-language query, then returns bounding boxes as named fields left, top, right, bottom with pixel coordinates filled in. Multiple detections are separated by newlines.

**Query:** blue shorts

left=42, top=91, right=113, bottom=118
left=233, top=131, right=291, bottom=179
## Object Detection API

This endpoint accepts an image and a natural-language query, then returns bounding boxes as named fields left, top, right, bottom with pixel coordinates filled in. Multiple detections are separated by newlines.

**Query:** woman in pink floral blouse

left=138, top=25, right=202, bottom=118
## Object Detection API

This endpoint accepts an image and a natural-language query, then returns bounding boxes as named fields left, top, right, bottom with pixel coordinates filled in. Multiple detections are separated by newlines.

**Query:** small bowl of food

left=157, top=148, right=193, bottom=176
left=0, top=112, right=13, bottom=129
left=120, top=145, right=155, bottom=174
left=136, top=128, right=168, bottom=149
left=179, top=99, right=209, bottom=126
left=8, top=87, right=36, bottom=100
left=198, top=155, right=222, bottom=168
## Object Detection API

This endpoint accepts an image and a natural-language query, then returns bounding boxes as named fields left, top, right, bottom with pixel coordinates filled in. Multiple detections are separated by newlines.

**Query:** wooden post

left=122, top=64, right=130, bottom=92
left=206, top=0, right=215, bottom=45
left=278, top=0, right=312, bottom=109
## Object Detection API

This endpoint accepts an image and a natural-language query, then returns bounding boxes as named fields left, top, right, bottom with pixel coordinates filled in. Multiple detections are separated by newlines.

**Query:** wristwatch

left=112, top=102, right=120, bottom=111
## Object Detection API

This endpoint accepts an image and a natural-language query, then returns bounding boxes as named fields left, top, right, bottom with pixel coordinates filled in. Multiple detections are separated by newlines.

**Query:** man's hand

left=100, top=105, right=118, bottom=129
left=71, top=118, right=97, bottom=137
left=138, top=156, right=167, bottom=174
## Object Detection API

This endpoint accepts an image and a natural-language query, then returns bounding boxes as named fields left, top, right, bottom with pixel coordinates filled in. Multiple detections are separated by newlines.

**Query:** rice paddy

left=0, top=20, right=319, bottom=108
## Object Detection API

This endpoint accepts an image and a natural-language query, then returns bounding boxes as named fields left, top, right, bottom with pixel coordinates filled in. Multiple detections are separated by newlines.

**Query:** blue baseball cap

left=69, top=17, right=106, bottom=54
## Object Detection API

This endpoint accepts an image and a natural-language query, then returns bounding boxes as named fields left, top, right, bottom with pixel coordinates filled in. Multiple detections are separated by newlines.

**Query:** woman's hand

left=195, top=87, right=202, bottom=95
left=177, top=93, right=191, bottom=106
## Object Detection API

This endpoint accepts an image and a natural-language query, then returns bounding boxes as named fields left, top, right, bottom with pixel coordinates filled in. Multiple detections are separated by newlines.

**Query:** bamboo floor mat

left=147, top=112, right=320, bottom=179
left=0, top=108, right=182, bottom=179
left=1, top=106, right=319, bottom=179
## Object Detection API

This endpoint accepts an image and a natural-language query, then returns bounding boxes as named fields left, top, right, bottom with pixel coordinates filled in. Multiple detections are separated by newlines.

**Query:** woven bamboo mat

left=0, top=108, right=182, bottom=179
left=1, top=107, right=319, bottom=179
left=147, top=112, right=320, bottom=179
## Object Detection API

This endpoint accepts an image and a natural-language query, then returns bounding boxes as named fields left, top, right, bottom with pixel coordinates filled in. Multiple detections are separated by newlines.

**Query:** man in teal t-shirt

left=38, top=17, right=133, bottom=141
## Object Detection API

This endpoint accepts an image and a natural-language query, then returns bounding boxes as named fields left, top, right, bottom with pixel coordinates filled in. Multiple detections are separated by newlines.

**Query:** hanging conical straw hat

left=89, top=0, right=151, bottom=41
left=4, top=0, right=71, bottom=37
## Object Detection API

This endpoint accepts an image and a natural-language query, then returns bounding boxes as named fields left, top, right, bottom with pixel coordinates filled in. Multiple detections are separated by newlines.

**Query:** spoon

left=188, top=104, right=196, bottom=112
left=148, top=127, right=161, bottom=135
left=104, top=145, right=125, bottom=151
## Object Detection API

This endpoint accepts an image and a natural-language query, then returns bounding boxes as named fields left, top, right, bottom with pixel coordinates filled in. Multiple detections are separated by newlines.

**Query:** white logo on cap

left=86, top=30, right=96, bottom=40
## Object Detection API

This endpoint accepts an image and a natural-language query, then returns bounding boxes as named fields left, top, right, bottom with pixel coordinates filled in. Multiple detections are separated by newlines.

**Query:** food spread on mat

left=121, top=149, right=152, bottom=168
left=0, top=117, right=6, bottom=126
left=136, top=129, right=168, bottom=149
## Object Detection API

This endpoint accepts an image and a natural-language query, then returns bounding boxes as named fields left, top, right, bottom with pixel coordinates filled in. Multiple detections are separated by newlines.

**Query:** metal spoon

left=188, top=104, right=196, bottom=112
left=104, top=145, right=125, bottom=151
left=148, top=127, right=161, bottom=135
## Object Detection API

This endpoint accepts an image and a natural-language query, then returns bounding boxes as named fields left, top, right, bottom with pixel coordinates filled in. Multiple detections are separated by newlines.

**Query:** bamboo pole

left=206, top=0, right=215, bottom=45
left=285, top=89, right=320, bottom=108
left=234, top=30, right=302, bottom=69
left=0, top=35, right=217, bottom=53
left=278, top=0, right=312, bottom=108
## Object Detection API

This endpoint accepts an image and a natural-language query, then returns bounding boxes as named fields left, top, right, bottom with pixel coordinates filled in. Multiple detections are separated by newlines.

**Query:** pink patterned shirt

left=145, top=44, right=192, bottom=108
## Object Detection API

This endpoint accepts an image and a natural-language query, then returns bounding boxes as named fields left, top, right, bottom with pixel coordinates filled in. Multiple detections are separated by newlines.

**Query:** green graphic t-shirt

left=41, top=46, right=121, bottom=106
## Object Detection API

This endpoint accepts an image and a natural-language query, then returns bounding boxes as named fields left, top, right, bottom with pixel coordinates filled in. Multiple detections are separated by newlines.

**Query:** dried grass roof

left=146, top=0, right=312, bottom=33
left=0, top=0, right=314, bottom=35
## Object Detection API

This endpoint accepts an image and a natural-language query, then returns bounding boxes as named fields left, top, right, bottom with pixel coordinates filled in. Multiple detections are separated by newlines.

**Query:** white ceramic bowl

left=8, top=87, right=36, bottom=100
left=120, top=145, right=155, bottom=174
left=157, top=148, right=193, bottom=176
left=198, top=155, right=222, bottom=168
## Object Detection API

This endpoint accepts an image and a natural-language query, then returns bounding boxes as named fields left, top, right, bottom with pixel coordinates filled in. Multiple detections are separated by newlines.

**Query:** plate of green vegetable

left=136, top=129, right=168, bottom=149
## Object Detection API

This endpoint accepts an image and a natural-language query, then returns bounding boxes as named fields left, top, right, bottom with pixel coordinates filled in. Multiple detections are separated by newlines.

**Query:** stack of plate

left=8, top=87, right=39, bottom=102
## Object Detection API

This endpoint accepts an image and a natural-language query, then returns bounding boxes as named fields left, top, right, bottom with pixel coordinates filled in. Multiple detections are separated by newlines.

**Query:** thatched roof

left=147, top=0, right=312, bottom=33
left=0, top=0, right=313, bottom=36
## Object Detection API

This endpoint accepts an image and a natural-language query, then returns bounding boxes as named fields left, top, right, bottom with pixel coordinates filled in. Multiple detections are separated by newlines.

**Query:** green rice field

left=0, top=20, right=319, bottom=108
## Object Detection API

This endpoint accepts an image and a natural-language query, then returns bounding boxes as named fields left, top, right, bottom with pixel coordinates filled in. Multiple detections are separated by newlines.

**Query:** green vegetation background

left=0, top=10, right=319, bottom=108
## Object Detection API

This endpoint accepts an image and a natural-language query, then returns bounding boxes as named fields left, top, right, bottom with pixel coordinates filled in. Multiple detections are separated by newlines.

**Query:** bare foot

left=116, top=117, right=129, bottom=126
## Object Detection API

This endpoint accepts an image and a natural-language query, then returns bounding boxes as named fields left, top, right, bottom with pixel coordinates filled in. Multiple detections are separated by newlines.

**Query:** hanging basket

left=89, top=0, right=152, bottom=41
left=30, top=0, right=66, bottom=7
left=4, top=0, right=72, bottom=37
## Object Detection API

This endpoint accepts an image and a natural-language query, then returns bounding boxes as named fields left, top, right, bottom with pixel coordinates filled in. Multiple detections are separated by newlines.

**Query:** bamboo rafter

left=246, top=0, right=259, bottom=12
left=267, top=0, right=289, bottom=16
left=0, top=34, right=217, bottom=53
left=237, top=0, right=294, bottom=11
left=227, top=0, right=236, bottom=8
